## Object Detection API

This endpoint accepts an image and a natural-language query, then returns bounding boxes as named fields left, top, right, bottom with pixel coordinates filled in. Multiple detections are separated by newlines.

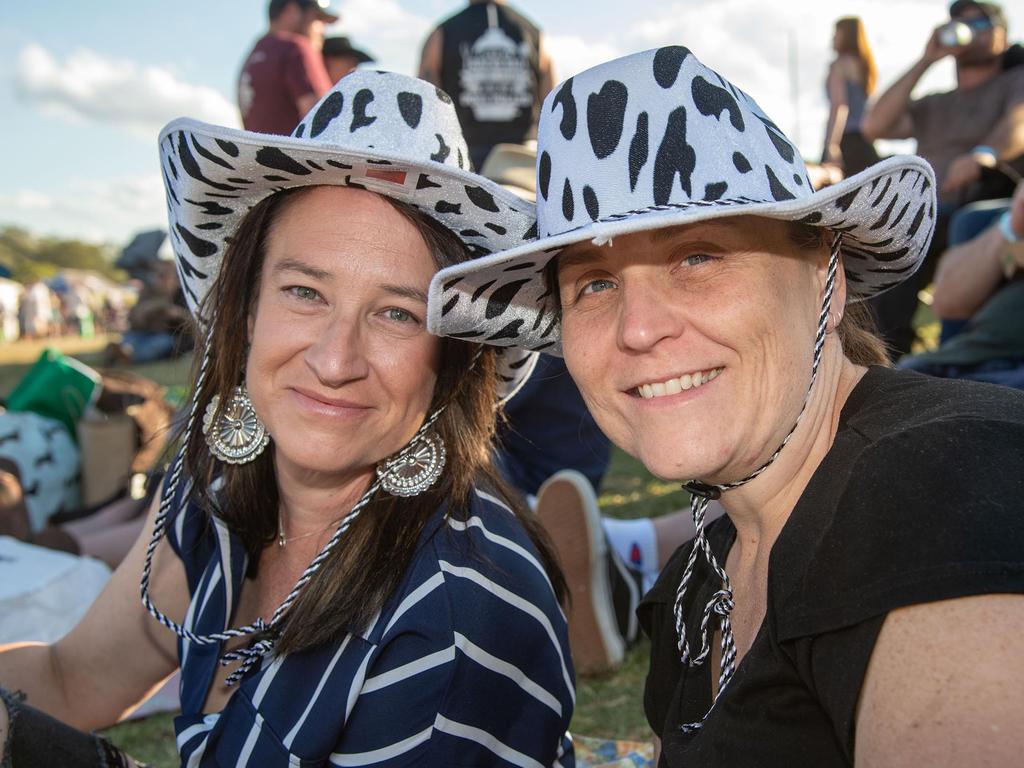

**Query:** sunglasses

left=952, top=16, right=995, bottom=31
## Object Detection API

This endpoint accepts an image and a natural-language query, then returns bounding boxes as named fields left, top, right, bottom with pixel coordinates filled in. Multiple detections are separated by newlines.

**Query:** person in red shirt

left=238, top=0, right=337, bottom=135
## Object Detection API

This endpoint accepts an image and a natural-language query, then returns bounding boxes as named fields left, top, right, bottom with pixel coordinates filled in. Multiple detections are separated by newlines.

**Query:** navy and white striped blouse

left=165, top=484, right=576, bottom=766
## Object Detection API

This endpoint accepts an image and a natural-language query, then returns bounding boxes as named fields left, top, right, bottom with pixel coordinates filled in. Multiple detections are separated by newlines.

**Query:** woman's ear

left=819, top=234, right=848, bottom=314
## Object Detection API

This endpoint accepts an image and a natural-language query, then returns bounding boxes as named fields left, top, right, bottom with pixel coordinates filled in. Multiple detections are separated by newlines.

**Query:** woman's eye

left=288, top=286, right=322, bottom=302
left=683, top=253, right=714, bottom=267
left=581, top=278, right=616, bottom=296
left=383, top=307, right=417, bottom=324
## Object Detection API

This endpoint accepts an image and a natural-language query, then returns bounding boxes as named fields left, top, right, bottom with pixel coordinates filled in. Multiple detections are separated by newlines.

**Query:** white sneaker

left=535, top=469, right=625, bottom=675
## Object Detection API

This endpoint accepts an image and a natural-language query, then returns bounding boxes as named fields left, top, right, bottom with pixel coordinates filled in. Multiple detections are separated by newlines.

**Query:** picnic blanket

left=574, top=734, right=654, bottom=767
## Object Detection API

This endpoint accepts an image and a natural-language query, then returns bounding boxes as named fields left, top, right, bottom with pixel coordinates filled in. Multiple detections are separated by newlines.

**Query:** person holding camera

left=861, top=0, right=1024, bottom=357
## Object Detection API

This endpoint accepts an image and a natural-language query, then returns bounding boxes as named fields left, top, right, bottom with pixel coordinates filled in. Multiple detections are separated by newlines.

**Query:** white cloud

left=14, top=44, right=239, bottom=137
left=330, top=0, right=433, bottom=75
left=545, top=34, right=624, bottom=81
left=0, top=174, right=166, bottom=244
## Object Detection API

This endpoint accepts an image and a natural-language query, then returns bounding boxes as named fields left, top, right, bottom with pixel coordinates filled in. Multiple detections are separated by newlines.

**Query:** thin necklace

left=277, top=515, right=343, bottom=547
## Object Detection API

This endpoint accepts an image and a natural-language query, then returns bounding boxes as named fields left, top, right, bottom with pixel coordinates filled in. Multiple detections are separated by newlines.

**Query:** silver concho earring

left=202, top=386, right=270, bottom=464
left=377, top=429, right=446, bottom=497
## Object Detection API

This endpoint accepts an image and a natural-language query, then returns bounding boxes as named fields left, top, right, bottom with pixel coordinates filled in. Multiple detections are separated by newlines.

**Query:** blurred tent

left=0, top=277, right=25, bottom=342
left=115, top=229, right=173, bottom=280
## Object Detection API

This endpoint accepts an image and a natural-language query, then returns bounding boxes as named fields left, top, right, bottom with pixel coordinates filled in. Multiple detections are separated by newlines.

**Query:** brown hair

left=184, top=186, right=565, bottom=654
left=785, top=221, right=890, bottom=367
left=835, top=16, right=878, bottom=95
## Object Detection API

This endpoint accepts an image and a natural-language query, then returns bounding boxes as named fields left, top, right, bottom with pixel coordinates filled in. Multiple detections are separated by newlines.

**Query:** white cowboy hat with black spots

left=159, top=69, right=539, bottom=399
left=427, top=46, right=937, bottom=355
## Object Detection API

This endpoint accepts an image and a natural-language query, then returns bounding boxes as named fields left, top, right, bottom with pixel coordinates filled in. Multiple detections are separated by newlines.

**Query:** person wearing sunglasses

left=861, top=0, right=1024, bottom=359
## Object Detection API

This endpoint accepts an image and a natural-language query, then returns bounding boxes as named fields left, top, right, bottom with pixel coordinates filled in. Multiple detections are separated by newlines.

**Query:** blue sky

left=3, top=0, right=1020, bottom=244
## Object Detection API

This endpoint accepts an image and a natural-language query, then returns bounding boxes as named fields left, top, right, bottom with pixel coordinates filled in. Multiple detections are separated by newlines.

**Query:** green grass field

left=0, top=336, right=674, bottom=764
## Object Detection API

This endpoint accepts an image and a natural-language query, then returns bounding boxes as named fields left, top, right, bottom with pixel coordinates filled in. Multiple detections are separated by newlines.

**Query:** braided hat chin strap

left=673, top=233, right=842, bottom=733
left=139, top=320, right=447, bottom=687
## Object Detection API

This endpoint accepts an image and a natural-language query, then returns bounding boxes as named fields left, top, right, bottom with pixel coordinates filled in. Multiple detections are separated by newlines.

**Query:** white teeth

left=636, top=368, right=722, bottom=399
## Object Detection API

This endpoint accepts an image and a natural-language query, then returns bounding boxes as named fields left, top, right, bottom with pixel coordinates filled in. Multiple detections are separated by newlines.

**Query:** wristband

left=998, top=209, right=1021, bottom=242
left=972, top=145, right=998, bottom=165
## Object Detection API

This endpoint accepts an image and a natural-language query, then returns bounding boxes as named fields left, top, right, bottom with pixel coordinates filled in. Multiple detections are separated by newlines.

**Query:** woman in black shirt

left=427, top=46, right=1024, bottom=766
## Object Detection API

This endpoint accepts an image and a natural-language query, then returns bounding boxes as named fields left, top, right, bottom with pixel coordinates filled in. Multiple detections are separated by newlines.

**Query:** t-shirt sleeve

left=775, top=414, right=1024, bottom=751
left=784, top=615, right=887, bottom=760
left=777, top=415, right=1024, bottom=641
left=282, top=39, right=331, bottom=103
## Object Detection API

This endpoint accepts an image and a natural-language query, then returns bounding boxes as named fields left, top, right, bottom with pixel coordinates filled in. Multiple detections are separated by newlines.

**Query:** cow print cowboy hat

left=427, top=47, right=937, bottom=355
left=159, top=69, right=539, bottom=400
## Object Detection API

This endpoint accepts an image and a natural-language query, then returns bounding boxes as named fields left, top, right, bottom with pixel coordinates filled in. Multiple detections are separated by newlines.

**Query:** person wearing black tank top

left=426, top=47, right=1024, bottom=767
left=418, top=0, right=556, bottom=170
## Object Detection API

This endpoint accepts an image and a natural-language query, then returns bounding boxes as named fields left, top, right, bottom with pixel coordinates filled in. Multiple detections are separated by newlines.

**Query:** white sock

left=602, top=516, right=659, bottom=592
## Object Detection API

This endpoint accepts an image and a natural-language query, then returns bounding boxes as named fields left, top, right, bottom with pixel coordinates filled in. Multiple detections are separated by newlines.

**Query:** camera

left=937, top=21, right=973, bottom=47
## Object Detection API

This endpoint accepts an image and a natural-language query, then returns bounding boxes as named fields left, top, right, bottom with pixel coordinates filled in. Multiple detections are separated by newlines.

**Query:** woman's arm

left=932, top=183, right=1023, bottom=319
left=855, top=593, right=1024, bottom=767
left=0, top=496, right=188, bottom=731
left=823, top=61, right=849, bottom=165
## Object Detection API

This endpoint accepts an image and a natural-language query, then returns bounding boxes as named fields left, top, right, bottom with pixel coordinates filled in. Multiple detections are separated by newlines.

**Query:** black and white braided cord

left=139, top=321, right=450, bottom=686
left=673, top=234, right=842, bottom=733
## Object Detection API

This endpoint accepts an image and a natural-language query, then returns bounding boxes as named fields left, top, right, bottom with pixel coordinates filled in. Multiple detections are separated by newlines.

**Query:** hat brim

left=160, top=117, right=540, bottom=400
left=161, top=116, right=538, bottom=312
left=428, top=155, right=936, bottom=355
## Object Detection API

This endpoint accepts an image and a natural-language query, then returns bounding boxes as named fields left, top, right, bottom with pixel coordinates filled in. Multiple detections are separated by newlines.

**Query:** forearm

left=979, top=105, right=1024, bottom=161
left=931, top=225, right=1006, bottom=319
left=825, top=104, right=849, bottom=156
left=862, top=59, right=929, bottom=139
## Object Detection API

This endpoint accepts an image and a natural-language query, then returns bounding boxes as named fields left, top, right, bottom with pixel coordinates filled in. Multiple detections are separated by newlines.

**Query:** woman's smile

left=631, top=366, right=724, bottom=400
left=287, top=385, right=375, bottom=418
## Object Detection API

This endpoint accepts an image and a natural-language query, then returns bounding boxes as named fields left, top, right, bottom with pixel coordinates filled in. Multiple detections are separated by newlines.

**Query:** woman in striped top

left=0, top=71, right=574, bottom=767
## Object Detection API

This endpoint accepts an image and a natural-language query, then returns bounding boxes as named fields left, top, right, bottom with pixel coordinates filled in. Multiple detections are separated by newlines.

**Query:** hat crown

left=534, top=47, right=811, bottom=238
left=291, top=70, right=471, bottom=171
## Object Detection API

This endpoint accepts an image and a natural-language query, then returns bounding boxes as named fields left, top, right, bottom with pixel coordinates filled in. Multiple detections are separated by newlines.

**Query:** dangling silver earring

left=202, top=386, right=270, bottom=464
left=377, top=429, right=446, bottom=497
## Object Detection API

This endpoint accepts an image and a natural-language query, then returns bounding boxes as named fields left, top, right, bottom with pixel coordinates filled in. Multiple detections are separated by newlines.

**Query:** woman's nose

left=303, top=311, right=370, bottom=386
left=616, top=278, right=685, bottom=352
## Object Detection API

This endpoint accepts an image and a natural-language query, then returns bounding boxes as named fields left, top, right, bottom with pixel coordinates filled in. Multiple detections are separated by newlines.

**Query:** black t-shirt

left=438, top=2, right=542, bottom=162
left=639, top=366, right=1024, bottom=767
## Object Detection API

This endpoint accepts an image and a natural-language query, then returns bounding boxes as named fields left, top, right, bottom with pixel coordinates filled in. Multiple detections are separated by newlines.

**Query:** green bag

left=6, top=348, right=100, bottom=439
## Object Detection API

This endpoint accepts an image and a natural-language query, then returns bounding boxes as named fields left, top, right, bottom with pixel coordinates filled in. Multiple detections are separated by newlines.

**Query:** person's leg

left=72, top=516, right=147, bottom=569
left=602, top=504, right=727, bottom=590
left=947, top=199, right=1011, bottom=246
left=956, top=358, right=1024, bottom=390
left=61, top=497, right=145, bottom=540
left=121, top=331, right=176, bottom=364
left=0, top=687, right=145, bottom=767
left=601, top=516, right=658, bottom=590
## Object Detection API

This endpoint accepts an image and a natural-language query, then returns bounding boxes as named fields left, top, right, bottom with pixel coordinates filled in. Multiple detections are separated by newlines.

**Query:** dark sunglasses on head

left=953, top=16, right=995, bottom=31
